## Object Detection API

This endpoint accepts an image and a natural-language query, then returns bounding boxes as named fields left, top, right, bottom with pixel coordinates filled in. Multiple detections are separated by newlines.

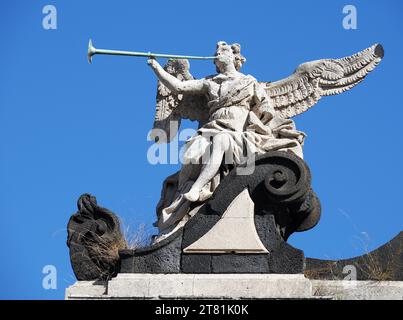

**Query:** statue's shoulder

left=203, top=74, right=220, bottom=82
left=201, top=74, right=218, bottom=86
left=205, top=74, right=217, bottom=80
left=244, top=74, right=258, bottom=82
left=204, top=73, right=255, bottom=81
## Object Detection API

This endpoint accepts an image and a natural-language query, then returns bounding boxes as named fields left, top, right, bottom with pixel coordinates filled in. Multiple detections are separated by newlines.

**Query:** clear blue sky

left=0, top=0, right=402, bottom=299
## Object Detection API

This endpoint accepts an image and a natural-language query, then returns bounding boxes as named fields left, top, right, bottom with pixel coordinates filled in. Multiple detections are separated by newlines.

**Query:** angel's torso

left=202, top=73, right=257, bottom=130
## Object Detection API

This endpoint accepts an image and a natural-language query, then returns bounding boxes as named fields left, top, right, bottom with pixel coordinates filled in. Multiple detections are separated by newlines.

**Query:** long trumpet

left=87, top=39, right=216, bottom=64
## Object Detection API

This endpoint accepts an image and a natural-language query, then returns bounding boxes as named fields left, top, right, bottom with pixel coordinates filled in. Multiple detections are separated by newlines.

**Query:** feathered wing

left=261, top=44, right=384, bottom=118
left=150, top=59, right=208, bottom=143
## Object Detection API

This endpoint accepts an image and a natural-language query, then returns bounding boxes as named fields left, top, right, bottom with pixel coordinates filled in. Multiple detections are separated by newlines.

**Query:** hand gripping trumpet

left=87, top=39, right=217, bottom=64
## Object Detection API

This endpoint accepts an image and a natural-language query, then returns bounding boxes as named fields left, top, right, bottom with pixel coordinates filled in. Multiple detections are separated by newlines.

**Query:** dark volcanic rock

left=305, top=232, right=403, bottom=281
left=67, top=194, right=126, bottom=280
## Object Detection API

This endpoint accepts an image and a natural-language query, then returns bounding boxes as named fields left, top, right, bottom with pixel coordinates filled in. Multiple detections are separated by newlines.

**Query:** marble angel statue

left=147, top=41, right=384, bottom=239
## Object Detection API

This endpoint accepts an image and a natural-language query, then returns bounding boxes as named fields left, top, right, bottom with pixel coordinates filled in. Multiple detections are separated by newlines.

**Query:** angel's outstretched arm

left=148, top=59, right=206, bottom=94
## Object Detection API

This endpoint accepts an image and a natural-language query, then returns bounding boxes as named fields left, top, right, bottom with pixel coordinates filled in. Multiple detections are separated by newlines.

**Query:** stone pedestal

left=65, top=273, right=403, bottom=300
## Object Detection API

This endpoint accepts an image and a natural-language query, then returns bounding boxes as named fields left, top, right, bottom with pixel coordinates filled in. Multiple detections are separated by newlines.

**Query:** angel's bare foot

left=184, top=187, right=200, bottom=202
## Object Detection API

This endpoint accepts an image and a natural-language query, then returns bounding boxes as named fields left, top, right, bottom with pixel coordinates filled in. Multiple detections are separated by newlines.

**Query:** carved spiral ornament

left=261, top=152, right=311, bottom=204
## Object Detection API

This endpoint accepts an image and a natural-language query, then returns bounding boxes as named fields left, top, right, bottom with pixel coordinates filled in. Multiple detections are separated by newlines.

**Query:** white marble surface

left=183, top=189, right=269, bottom=253
left=66, top=274, right=403, bottom=300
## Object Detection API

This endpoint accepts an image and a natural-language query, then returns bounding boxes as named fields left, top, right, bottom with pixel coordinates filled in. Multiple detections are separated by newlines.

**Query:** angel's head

left=214, top=41, right=246, bottom=73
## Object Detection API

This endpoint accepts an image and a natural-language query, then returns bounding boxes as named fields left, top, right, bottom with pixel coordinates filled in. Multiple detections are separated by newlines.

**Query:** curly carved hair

left=231, top=43, right=246, bottom=71
left=216, top=41, right=246, bottom=71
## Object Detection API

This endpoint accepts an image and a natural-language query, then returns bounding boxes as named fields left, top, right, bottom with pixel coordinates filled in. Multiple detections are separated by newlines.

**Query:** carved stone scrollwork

left=67, top=194, right=127, bottom=280
left=255, top=152, right=321, bottom=240
left=263, top=153, right=310, bottom=204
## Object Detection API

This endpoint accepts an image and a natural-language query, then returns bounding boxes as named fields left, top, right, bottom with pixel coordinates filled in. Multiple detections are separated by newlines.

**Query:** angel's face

left=214, top=41, right=235, bottom=72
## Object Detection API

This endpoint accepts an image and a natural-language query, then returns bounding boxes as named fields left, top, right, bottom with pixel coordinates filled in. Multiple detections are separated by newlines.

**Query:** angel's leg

left=184, top=133, right=231, bottom=202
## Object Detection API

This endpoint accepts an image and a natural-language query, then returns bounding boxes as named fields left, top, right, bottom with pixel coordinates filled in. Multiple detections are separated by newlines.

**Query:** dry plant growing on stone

left=354, top=237, right=400, bottom=281
left=121, top=222, right=152, bottom=249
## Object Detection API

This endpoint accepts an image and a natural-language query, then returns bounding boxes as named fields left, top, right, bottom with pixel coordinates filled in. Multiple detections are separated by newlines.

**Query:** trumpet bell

left=87, top=39, right=96, bottom=64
